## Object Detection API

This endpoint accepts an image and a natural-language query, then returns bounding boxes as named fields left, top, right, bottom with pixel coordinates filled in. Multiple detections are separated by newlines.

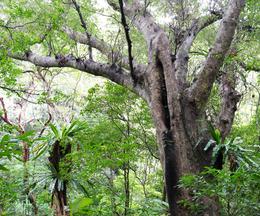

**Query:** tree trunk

left=142, top=1, right=244, bottom=213
left=123, top=162, right=130, bottom=216
left=22, top=141, right=38, bottom=216
left=150, top=97, right=218, bottom=215
left=107, top=168, right=119, bottom=216
left=52, top=183, right=69, bottom=216
left=143, top=32, right=215, bottom=214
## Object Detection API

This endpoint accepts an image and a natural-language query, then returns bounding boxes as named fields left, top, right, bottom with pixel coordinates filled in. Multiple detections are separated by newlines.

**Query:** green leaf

left=50, top=124, right=60, bottom=140
left=204, top=139, right=216, bottom=151
left=17, top=130, right=35, bottom=141
left=70, top=197, right=93, bottom=213
left=32, top=144, right=48, bottom=161
left=208, top=123, right=221, bottom=144
left=0, top=164, right=9, bottom=171
left=1, top=134, right=11, bottom=144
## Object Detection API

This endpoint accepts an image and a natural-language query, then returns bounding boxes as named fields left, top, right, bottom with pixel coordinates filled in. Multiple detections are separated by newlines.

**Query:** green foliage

left=70, top=197, right=93, bottom=215
left=179, top=167, right=260, bottom=216
left=232, top=113, right=260, bottom=146
left=206, top=136, right=259, bottom=169
left=68, top=82, right=163, bottom=215
left=37, top=120, right=87, bottom=185
left=0, top=172, right=20, bottom=215
left=180, top=130, right=260, bottom=216
left=0, top=134, right=19, bottom=162
left=134, top=198, right=168, bottom=216
left=0, top=133, right=27, bottom=170
left=0, top=52, right=22, bottom=87
left=49, top=120, right=87, bottom=142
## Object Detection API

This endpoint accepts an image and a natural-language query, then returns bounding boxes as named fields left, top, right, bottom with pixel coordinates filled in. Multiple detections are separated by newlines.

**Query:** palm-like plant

left=33, top=120, right=87, bottom=216
left=49, top=120, right=87, bottom=216
left=205, top=124, right=258, bottom=171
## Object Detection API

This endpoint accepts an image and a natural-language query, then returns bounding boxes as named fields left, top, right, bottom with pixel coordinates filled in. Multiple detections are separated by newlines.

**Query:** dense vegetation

left=0, top=0, right=259, bottom=215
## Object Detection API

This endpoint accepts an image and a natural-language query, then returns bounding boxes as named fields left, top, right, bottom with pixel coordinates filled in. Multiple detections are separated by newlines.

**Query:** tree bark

left=123, top=162, right=130, bottom=216
left=215, top=55, right=241, bottom=170
left=52, top=185, right=69, bottom=216
left=150, top=97, right=214, bottom=215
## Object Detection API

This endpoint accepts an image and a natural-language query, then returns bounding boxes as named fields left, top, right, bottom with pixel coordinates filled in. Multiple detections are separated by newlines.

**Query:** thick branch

left=217, top=65, right=241, bottom=141
left=63, top=27, right=109, bottom=56
left=107, top=0, right=162, bottom=45
left=8, top=51, right=149, bottom=101
left=214, top=61, right=241, bottom=170
left=10, top=51, right=131, bottom=86
left=188, top=0, right=245, bottom=107
left=63, top=27, right=145, bottom=74
left=175, top=12, right=223, bottom=86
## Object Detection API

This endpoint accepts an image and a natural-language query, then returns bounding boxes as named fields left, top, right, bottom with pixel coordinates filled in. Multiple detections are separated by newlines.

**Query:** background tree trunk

left=22, top=140, right=38, bottom=216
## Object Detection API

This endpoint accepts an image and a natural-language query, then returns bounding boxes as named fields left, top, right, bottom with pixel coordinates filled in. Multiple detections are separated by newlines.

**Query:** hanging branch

left=0, top=97, right=24, bottom=132
left=118, top=0, right=136, bottom=82
left=0, top=85, right=36, bottom=94
left=38, top=112, right=52, bottom=138
left=71, top=0, right=93, bottom=60
left=0, top=18, right=39, bottom=29
left=0, top=97, right=13, bottom=126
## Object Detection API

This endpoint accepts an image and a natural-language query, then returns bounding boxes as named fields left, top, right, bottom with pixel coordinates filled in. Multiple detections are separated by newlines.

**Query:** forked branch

left=188, top=0, right=245, bottom=108
left=63, top=27, right=146, bottom=74
left=175, top=11, right=223, bottom=85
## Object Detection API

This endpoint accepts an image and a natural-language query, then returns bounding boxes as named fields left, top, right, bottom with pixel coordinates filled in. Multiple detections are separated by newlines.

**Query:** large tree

left=1, top=0, right=255, bottom=215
